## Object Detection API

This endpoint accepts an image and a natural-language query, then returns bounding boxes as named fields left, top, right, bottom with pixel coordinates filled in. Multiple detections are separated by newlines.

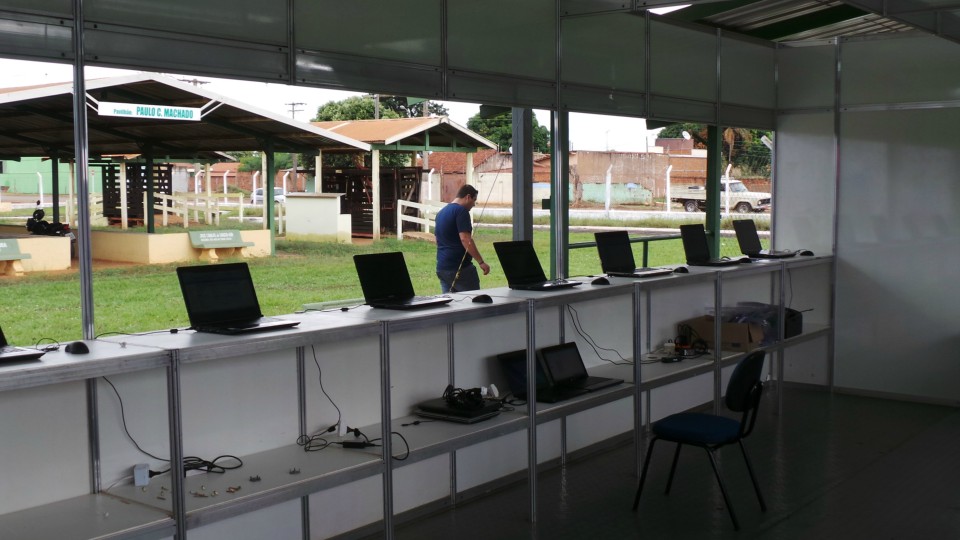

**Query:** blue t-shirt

left=435, top=203, right=473, bottom=271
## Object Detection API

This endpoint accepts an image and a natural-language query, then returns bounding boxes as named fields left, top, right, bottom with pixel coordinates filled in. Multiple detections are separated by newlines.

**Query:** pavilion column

left=372, top=149, right=380, bottom=240
left=466, top=152, right=474, bottom=187
left=315, top=152, right=323, bottom=193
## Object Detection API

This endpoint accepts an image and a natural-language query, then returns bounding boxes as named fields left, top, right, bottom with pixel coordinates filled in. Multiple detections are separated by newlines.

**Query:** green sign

left=98, top=101, right=201, bottom=121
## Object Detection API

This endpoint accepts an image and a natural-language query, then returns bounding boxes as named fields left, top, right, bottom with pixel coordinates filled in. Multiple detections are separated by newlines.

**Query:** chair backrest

left=725, top=350, right=766, bottom=413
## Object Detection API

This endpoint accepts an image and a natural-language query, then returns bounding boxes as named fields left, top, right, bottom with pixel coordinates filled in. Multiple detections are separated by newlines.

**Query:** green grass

left=0, top=223, right=760, bottom=344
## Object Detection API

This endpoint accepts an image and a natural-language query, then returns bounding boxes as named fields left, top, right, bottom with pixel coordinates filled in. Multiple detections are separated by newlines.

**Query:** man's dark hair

left=456, top=184, right=478, bottom=199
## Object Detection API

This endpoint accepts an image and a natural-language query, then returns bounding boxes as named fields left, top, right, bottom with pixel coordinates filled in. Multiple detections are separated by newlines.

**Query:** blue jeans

left=437, top=264, right=480, bottom=293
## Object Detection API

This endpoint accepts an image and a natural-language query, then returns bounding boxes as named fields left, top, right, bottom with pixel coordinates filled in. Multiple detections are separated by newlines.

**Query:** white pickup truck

left=672, top=179, right=771, bottom=213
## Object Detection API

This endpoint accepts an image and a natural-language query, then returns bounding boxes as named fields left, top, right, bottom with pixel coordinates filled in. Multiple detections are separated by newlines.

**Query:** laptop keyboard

left=0, top=345, right=23, bottom=353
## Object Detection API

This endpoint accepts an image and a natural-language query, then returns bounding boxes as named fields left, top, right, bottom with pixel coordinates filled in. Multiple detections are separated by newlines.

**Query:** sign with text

left=98, top=101, right=201, bottom=121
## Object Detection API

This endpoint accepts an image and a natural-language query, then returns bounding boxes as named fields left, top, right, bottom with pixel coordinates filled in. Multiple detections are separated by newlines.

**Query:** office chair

left=632, top=350, right=767, bottom=530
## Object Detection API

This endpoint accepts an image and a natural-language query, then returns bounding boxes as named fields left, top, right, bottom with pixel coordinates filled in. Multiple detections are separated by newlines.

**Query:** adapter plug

left=133, top=463, right=150, bottom=487
left=342, top=440, right=372, bottom=449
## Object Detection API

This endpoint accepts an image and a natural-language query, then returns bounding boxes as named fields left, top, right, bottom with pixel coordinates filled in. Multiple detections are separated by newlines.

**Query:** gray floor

left=388, top=387, right=960, bottom=539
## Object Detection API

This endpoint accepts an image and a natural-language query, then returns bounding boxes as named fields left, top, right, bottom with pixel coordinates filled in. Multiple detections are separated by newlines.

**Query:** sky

left=0, top=58, right=660, bottom=152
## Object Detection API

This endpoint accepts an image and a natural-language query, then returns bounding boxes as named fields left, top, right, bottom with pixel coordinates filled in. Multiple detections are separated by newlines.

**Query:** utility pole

left=286, top=102, right=305, bottom=191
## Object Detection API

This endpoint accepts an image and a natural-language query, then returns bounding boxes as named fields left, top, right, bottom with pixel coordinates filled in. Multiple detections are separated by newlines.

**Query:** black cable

left=309, top=344, right=341, bottom=434
left=102, top=376, right=245, bottom=476
left=34, top=337, right=60, bottom=351
left=564, top=305, right=632, bottom=365
left=101, top=376, right=167, bottom=462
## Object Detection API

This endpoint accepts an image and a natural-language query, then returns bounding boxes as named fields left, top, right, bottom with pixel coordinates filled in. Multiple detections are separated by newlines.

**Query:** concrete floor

left=383, top=386, right=959, bottom=540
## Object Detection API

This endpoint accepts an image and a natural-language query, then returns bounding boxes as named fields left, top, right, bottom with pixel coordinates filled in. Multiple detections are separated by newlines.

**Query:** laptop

left=493, top=241, right=582, bottom=291
left=0, top=326, right=45, bottom=362
left=594, top=231, right=674, bottom=278
left=538, top=342, right=623, bottom=394
left=496, top=349, right=564, bottom=402
left=415, top=397, right=502, bottom=424
left=732, top=219, right=797, bottom=259
left=353, top=252, right=452, bottom=309
left=176, top=263, right=300, bottom=335
left=679, top=224, right=746, bottom=267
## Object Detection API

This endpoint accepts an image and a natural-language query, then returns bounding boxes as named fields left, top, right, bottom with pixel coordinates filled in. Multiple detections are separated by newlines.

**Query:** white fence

left=144, top=192, right=285, bottom=232
left=396, top=199, right=446, bottom=239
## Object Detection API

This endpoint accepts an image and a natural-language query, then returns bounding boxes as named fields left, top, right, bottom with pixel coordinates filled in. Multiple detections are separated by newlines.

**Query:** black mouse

left=739, top=257, right=752, bottom=263
left=65, top=341, right=90, bottom=354
left=472, top=294, right=493, bottom=304
left=798, top=250, right=814, bottom=256
left=673, top=266, right=689, bottom=274
left=591, top=276, right=610, bottom=286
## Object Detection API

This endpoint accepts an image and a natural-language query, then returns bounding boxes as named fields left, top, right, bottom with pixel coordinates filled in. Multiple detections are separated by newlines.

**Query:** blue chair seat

left=653, top=413, right=741, bottom=445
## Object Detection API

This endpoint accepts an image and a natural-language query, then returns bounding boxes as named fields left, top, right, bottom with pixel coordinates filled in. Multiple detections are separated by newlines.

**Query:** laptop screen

left=594, top=231, right=636, bottom=273
left=177, top=263, right=264, bottom=327
left=538, top=342, right=588, bottom=386
left=0, top=326, right=8, bottom=347
left=732, top=219, right=763, bottom=254
left=679, top=224, right=712, bottom=263
left=493, top=241, right=548, bottom=286
left=353, top=252, right=416, bottom=303
left=496, top=349, right=550, bottom=396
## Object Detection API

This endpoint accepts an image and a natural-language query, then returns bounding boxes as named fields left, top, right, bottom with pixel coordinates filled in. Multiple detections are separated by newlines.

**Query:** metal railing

left=569, top=233, right=682, bottom=267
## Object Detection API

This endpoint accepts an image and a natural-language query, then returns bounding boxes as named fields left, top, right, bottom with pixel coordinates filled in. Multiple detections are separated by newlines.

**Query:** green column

left=705, top=125, right=722, bottom=256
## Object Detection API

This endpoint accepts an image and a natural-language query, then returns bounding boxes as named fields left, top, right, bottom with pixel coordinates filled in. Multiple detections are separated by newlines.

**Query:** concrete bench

left=188, top=230, right=254, bottom=262
left=0, top=239, right=32, bottom=276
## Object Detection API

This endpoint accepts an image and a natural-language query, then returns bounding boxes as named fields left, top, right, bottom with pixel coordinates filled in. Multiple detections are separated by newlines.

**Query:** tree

left=466, top=111, right=550, bottom=153
left=379, top=96, right=449, bottom=118
left=231, top=151, right=292, bottom=173
left=656, top=123, right=771, bottom=176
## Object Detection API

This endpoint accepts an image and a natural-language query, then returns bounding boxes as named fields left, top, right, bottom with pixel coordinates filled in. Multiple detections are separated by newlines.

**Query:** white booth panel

left=390, top=327, right=449, bottom=415
left=565, top=397, right=633, bottom=453
left=454, top=313, right=527, bottom=389
left=774, top=112, right=836, bottom=255
left=309, top=475, right=383, bottom=538
left=648, top=280, right=716, bottom=347
left=97, top=370, right=171, bottom=486
left=842, top=34, right=960, bottom=106
left=721, top=35, right=775, bottom=109
left=188, top=500, right=301, bottom=540
left=296, top=50, right=443, bottom=98
left=649, top=94, right=716, bottom=124
left=649, top=372, right=713, bottom=422
left=393, top=455, right=450, bottom=514
left=650, top=20, right=717, bottom=103
left=561, top=13, right=644, bottom=92
left=456, top=430, right=529, bottom=491
left=777, top=44, right=836, bottom=110
left=294, top=0, right=441, bottom=66
left=783, top=336, right=830, bottom=386
left=448, top=0, right=555, bottom=80
left=0, top=382, right=89, bottom=514
left=447, top=70, right=557, bottom=110
left=305, top=338, right=382, bottom=433
left=179, top=352, right=300, bottom=458
left=563, top=294, right=634, bottom=366
left=87, top=0, right=288, bottom=44
left=835, top=108, right=960, bottom=402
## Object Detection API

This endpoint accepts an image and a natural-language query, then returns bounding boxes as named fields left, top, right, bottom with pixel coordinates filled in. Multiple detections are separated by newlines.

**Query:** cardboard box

left=678, top=315, right=765, bottom=352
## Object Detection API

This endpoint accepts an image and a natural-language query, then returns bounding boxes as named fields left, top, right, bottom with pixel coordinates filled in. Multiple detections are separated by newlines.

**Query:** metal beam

left=744, top=5, right=870, bottom=41
left=657, top=0, right=766, bottom=22
left=705, top=125, right=722, bottom=256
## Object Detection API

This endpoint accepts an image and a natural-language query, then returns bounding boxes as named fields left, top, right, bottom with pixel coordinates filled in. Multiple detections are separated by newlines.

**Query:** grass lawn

left=0, top=228, right=706, bottom=344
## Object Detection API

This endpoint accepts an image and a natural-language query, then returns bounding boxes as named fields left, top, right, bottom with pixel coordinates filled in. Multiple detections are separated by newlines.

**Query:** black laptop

left=415, top=397, right=502, bottom=424
left=594, top=231, right=674, bottom=278
left=176, top=263, right=300, bottom=335
left=0, top=326, right=45, bottom=362
left=679, top=224, right=746, bottom=267
left=732, top=220, right=797, bottom=259
left=538, top=342, right=623, bottom=394
left=493, top=241, right=582, bottom=291
left=496, top=349, right=562, bottom=402
left=353, top=252, right=452, bottom=309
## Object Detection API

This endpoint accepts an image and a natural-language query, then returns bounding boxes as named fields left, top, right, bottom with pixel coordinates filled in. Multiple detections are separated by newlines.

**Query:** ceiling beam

left=740, top=5, right=870, bottom=40
left=657, top=0, right=767, bottom=22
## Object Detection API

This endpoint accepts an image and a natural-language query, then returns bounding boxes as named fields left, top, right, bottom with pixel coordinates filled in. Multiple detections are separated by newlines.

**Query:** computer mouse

left=472, top=294, right=493, bottom=304
left=65, top=341, right=90, bottom=354
left=591, top=276, right=610, bottom=286
left=799, top=250, right=814, bottom=256
left=739, top=257, right=752, bottom=263
left=673, top=266, right=689, bottom=274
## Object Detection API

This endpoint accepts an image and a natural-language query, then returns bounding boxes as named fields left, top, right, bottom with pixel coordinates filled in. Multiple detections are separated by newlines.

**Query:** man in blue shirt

left=435, top=184, right=490, bottom=292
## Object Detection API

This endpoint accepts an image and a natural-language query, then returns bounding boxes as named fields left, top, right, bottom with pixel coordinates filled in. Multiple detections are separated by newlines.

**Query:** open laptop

left=493, top=241, right=582, bottom=291
left=353, top=252, right=452, bottom=309
left=496, top=349, right=563, bottom=402
left=538, top=342, right=623, bottom=394
left=679, top=224, right=746, bottom=267
left=176, top=263, right=300, bottom=335
left=732, top=219, right=797, bottom=259
left=415, top=397, right=502, bottom=424
left=0, top=326, right=45, bottom=362
left=594, top=231, right=674, bottom=278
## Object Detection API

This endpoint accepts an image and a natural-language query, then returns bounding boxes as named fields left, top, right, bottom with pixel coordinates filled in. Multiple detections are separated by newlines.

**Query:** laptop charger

left=133, top=463, right=151, bottom=486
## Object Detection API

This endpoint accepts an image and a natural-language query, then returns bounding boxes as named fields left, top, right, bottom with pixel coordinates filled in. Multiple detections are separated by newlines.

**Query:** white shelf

left=0, top=494, right=173, bottom=540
